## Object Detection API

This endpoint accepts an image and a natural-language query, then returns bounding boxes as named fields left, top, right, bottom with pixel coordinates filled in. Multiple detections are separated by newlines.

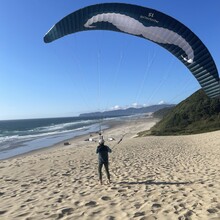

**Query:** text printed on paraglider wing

left=140, top=15, right=159, bottom=24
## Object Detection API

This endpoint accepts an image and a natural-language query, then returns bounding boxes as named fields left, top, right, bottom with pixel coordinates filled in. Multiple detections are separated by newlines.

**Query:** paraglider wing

left=44, top=3, right=220, bottom=98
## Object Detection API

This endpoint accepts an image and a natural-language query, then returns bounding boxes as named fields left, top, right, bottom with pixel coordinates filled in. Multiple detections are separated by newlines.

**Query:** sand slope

left=0, top=120, right=220, bottom=220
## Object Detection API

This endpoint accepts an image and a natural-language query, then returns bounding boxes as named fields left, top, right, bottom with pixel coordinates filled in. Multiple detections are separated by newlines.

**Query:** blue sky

left=0, top=0, right=219, bottom=120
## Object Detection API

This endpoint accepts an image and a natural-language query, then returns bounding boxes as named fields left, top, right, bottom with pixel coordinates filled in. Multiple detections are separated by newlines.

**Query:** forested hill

left=79, top=104, right=174, bottom=117
left=148, top=89, right=220, bottom=135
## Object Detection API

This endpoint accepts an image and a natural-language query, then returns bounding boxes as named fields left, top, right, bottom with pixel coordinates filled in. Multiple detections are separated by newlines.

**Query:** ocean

left=0, top=116, right=113, bottom=160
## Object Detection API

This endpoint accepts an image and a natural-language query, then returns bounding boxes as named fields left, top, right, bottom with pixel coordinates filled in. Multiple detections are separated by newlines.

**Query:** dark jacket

left=96, top=144, right=112, bottom=163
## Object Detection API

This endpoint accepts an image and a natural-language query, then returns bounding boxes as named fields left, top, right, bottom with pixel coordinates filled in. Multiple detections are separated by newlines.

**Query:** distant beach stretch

left=0, top=115, right=140, bottom=160
left=0, top=116, right=220, bottom=220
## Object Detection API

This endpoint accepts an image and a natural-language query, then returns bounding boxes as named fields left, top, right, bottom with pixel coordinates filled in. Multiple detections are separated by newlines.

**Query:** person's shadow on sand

left=119, top=180, right=192, bottom=185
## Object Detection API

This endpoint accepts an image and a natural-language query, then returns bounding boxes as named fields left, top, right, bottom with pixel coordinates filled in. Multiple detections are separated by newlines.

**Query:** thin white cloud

left=111, top=105, right=121, bottom=110
left=131, top=103, right=149, bottom=108
left=110, top=102, right=166, bottom=111
left=131, top=102, right=139, bottom=108
left=158, top=100, right=166, bottom=105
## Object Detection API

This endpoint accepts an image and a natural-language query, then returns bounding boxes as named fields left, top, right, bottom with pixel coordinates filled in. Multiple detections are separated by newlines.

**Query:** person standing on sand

left=96, top=138, right=112, bottom=185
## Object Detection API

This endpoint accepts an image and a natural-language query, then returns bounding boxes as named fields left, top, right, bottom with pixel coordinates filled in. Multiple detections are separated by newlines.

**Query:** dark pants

left=98, top=162, right=110, bottom=181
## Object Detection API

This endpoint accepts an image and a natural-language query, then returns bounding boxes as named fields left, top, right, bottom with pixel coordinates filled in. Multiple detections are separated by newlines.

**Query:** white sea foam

left=0, top=115, right=141, bottom=159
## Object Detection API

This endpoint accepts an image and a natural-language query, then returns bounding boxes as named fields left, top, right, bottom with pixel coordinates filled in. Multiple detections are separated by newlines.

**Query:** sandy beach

left=0, top=117, right=220, bottom=220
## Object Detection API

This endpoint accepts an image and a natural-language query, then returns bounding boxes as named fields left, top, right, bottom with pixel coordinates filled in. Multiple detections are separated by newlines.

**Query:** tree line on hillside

left=138, top=89, right=220, bottom=136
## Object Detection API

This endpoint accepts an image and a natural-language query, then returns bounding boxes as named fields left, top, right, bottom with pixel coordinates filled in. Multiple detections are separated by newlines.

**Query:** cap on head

left=99, top=139, right=104, bottom=145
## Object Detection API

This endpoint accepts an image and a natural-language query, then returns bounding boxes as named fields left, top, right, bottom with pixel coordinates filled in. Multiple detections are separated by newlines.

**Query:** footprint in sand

left=61, top=207, right=74, bottom=215
left=151, top=203, right=162, bottom=213
left=106, top=216, right=115, bottom=220
left=179, top=210, right=193, bottom=219
left=53, top=190, right=60, bottom=194
left=118, top=189, right=126, bottom=193
left=56, top=197, right=63, bottom=203
left=62, top=172, right=71, bottom=176
left=134, top=203, right=142, bottom=209
left=101, top=196, right=111, bottom=201
left=85, top=201, right=97, bottom=207
left=21, top=184, right=30, bottom=188
left=207, top=208, right=218, bottom=214
left=15, top=212, right=29, bottom=218
left=74, top=201, right=80, bottom=206
left=133, top=211, right=145, bottom=217
left=25, top=198, right=34, bottom=203
left=110, top=187, right=118, bottom=190
left=0, top=211, right=7, bottom=215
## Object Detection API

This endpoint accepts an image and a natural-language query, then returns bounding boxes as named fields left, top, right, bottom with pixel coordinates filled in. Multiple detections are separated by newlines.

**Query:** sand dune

left=0, top=118, right=220, bottom=220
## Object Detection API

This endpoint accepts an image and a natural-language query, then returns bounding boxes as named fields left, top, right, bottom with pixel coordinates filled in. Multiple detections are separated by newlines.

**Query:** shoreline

left=1, top=118, right=219, bottom=219
left=2, top=116, right=158, bottom=161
